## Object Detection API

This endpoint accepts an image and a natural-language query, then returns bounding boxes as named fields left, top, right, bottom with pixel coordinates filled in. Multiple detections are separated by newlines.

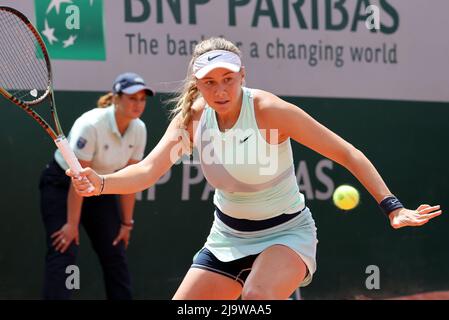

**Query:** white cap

left=193, top=50, right=242, bottom=79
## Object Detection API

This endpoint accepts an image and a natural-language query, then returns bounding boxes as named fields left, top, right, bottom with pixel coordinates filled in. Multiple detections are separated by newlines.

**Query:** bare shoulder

left=252, top=89, right=300, bottom=115
left=252, top=89, right=278, bottom=110
left=251, top=89, right=301, bottom=130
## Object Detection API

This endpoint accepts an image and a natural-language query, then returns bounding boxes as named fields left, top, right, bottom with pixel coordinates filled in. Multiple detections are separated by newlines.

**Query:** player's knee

left=241, top=285, right=275, bottom=300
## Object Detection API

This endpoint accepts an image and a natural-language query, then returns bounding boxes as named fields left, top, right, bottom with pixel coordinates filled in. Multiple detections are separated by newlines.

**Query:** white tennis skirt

left=203, top=207, right=318, bottom=287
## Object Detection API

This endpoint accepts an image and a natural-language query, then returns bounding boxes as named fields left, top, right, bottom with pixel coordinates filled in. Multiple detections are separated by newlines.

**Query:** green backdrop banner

left=3, top=0, right=449, bottom=102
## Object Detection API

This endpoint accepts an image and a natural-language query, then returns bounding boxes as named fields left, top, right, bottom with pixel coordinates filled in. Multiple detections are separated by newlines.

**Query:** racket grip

left=55, top=135, right=95, bottom=193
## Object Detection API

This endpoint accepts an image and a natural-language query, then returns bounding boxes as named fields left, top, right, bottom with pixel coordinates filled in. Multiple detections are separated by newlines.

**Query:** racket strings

left=0, top=10, right=49, bottom=103
left=1, top=12, right=48, bottom=93
left=1, top=12, right=49, bottom=98
left=0, top=20, right=36, bottom=94
left=0, top=26, right=39, bottom=100
left=0, top=15, right=46, bottom=101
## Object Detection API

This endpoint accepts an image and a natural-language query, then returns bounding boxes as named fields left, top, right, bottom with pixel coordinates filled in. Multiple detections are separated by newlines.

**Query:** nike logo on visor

left=208, top=54, right=222, bottom=61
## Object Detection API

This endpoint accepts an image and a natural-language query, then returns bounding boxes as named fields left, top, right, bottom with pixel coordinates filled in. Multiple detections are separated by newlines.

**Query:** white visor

left=193, top=50, right=242, bottom=79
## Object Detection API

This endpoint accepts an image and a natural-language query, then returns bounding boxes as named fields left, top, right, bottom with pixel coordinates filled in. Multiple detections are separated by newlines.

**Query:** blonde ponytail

left=97, top=92, right=115, bottom=108
left=170, top=77, right=199, bottom=129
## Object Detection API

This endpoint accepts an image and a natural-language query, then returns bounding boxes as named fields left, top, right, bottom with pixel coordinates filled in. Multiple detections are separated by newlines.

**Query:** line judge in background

left=39, top=73, right=153, bottom=300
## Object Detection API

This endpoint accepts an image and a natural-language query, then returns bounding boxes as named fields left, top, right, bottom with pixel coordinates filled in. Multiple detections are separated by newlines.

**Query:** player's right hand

left=66, top=167, right=102, bottom=197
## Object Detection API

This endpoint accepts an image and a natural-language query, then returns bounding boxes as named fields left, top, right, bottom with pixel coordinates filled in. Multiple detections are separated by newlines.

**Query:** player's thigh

left=243, top=245, right=307, bottom=300
left=173, top=268, right=242, bottom=300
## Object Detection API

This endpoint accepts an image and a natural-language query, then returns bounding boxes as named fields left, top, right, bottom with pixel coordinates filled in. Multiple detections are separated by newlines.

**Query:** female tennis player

left=67, top=38, right=442, bottom=300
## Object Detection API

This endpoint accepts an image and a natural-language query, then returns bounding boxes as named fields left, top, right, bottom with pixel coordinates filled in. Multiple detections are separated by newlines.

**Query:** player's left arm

left=254, top=90, right=442, bottom=228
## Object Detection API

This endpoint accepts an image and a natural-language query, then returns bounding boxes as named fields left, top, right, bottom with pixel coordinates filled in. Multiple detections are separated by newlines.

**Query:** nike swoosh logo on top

left=208, top=54, right=222, bottom=61
left=240, top=134, right=252, bottom=144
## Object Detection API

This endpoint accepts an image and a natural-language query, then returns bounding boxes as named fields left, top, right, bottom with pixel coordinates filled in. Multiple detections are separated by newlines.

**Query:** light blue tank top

left=194, top=88, right=305, bottom=220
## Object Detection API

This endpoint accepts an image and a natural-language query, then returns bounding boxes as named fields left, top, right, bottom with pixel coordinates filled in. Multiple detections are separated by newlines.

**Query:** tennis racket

left=0, top=6, right=93, bottom=190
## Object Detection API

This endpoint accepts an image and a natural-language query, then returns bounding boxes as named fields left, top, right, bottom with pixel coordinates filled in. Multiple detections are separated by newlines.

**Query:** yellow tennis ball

left=333, top=185, right=360, bottom=210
